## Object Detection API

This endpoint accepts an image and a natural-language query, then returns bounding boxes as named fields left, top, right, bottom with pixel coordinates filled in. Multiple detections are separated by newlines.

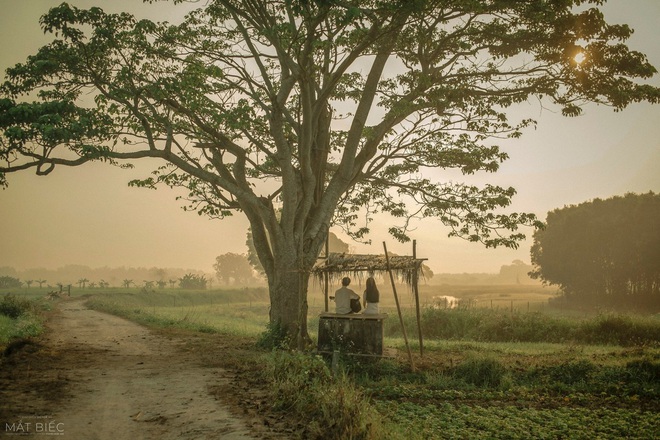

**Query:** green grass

left=85, top=288, right=271, bottom=336
left=395, top=307, right=660, bottom=346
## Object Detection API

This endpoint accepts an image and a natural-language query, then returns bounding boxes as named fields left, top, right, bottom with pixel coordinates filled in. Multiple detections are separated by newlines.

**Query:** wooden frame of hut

left=313, top=240, right=427, bottom=365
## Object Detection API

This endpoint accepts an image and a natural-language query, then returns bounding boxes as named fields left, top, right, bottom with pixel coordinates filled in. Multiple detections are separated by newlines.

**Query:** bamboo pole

left=383, top=241, right=415, bottom=371
left=412, top=240, right=424, bottom=356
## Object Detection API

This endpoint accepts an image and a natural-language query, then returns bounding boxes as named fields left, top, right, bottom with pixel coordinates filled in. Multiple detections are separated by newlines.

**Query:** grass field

left=2, top=285, right=658, bottom=439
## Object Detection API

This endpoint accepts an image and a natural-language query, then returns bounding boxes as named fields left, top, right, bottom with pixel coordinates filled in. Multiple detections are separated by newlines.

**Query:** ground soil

left=0, top=298, right=295, bottom=439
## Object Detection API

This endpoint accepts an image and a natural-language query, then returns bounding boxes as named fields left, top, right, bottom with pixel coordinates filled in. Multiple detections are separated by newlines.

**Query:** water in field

left=432, top=295, right=460, bottom=309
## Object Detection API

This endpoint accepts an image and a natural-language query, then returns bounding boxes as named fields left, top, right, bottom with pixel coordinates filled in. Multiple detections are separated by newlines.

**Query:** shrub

left=0, top=294, right=33, bottom=319
left=453, top=354, right=510, bottom=388
left=0, top=276, right=22, bottom=289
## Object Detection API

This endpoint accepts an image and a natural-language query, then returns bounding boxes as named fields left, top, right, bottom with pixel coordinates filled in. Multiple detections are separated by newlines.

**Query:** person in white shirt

left=333, top=277, right=360, bottom=314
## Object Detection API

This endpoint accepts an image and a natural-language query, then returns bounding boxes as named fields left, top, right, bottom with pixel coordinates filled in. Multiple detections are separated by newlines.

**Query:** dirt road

left=0, top=299, right=280, bottom=439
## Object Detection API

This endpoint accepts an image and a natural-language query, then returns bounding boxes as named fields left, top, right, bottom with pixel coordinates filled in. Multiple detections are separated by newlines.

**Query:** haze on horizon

left=1, top=0, right=659, bottom=275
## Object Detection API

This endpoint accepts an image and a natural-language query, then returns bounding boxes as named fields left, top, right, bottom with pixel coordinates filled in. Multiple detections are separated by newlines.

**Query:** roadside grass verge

left=0, top=293, right=46, bottom=353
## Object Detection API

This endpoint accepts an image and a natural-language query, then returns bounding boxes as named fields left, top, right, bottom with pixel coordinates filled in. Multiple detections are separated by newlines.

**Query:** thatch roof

left=312, top=252, right=426, bottom=286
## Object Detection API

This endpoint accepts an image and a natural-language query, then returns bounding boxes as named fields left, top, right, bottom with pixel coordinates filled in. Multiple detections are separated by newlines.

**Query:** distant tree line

left=0, top=265, right=211, bottom=289
left=531, top=193, right=659, bottom=312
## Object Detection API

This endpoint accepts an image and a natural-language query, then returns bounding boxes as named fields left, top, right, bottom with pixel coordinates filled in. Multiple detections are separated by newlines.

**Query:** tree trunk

left=265, top=248, right=312, bottom=348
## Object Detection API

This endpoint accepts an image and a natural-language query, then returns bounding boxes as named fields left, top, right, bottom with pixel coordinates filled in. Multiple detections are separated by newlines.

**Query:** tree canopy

left=214, top=252, right=258, bottom=285
left=530, top=192, right=660, bottom=312
left=1, top=0, right=659, bottom=342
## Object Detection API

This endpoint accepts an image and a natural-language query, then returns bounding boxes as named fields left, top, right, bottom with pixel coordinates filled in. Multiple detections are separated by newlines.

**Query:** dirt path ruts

left=1, top=299, right=264, bottom=439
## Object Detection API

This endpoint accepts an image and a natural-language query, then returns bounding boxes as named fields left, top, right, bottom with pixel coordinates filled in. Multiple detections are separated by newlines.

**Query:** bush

left=0, top=294, right=32, bottom=319
left=453, top=355, right=510, bottom=388
left=0, top=276, right=22, bottom=289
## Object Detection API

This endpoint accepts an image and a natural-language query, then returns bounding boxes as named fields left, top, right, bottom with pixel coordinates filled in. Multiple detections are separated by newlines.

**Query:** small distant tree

left=0, top=276, right=22, bottom=289
left=77, top=278, right=89, bottom=289
left=179, top=273, right=207, bottom=290
left=143, top=280, right=155, bottom=289
left=530, top=193, right=660, bottom=311
left=122, top=279, right=133, bottom=289
left=99, top=280, right=110, bottom=288
left=168, top=279, right=177, bottom=288
left=88, top=282, right=97, bottom=289
left=214, top=253, right=256, bottom=285
left=25, top=280, right=34, bottom=289
left=36, top=279, right=47, bottom=288
left=156, top=280, right=167, bottom=289
left=151, top=268, right=167, bottom=282
left=498, top=260, right=536, bottom=285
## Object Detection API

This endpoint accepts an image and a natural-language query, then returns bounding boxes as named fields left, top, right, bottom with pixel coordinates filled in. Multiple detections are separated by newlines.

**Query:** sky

left=0, top=1, right=659, bottom=275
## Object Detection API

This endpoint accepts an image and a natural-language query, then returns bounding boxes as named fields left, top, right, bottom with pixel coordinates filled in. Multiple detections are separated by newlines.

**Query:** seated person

left=333, top=277, right=360, bottom=314
left=362, top=276, right=380, bottom=314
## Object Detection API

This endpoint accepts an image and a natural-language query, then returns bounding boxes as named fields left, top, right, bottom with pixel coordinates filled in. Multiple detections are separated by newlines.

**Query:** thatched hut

left=312, top=252, right=426, bottom=288
left=313, top=243, right=427, bottom=361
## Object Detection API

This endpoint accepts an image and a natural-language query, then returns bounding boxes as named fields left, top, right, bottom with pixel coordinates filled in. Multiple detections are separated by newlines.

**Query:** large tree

left=1, top=1, right=658, bottom=344
left=530, top=192, right=660, bottom=311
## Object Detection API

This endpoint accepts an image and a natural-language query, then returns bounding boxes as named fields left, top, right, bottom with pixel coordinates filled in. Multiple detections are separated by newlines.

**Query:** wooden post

left=383, top=241, right=415, bottom=371
left=412, top=240, right=424, bottom=356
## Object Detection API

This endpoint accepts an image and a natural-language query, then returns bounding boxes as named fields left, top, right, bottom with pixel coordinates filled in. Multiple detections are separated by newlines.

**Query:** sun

left=573, top=52, right=586, bottom=64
